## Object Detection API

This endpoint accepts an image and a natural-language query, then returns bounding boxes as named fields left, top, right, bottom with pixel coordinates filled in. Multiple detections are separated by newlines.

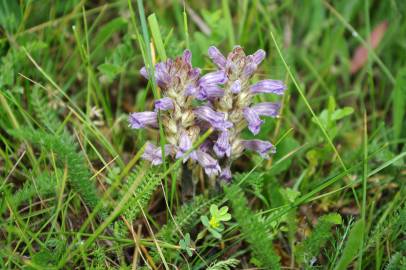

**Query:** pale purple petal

left=219, top=166, right=232, bottom=182
left=242, top=139, right=276, bottom=159
left=196, top=86, right=224, bottom=100
left=188, top=68, right=201, bottom=80
left=199, top=71, right=227, bottom=85
left=243, top=107, right=263, bottom=135
left=128, top=111, right=157, bottom=129
left=252, top=49, right=266, bottom=65
left=208, top=46, right=227, bottom=69
left=175, top=132, right=197, bottom=162
left=196, top=150, right=221, bottom=176
left=213, top=131, right=231, bottom=158
left=142, top=142, right=172, bottom=165
left=194, top=106, right=233, bottom=131
left=154, top=97, right=174, bottom=111
left=140, top=66, right=148, bottom=79
left=154, top=63, right=171, bottom=88
left=185, top=84, right=199, bottom=96
left=252, top=102, right=280, bottom=117
left=182, top=50, right=192, bottom=65
left=230, top=80, right=242, bottom=94
left=250, top=80, right=286, bottom=95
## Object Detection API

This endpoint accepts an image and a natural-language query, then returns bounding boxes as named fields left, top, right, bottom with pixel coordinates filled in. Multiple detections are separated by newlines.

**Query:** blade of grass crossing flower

left=148, top=13, right=167, bottom=61
left=270, top=31, right=360, bottom=208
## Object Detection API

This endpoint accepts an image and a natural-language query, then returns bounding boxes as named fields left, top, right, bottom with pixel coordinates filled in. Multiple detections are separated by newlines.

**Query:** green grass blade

left=334, top=220, right=365, bottom=270
left=148, top=13, right=167, bottom=61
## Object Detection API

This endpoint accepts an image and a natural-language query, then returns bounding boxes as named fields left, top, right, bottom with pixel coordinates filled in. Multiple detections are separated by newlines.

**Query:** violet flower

left=154, top=97, right=174, bottom=111
left=142, top=142, right=172, bottom=165
left=252, top=102, right=280, bottom=117
left=129, top=112, right=157, bottom=129
left=242, top=140, right=276, bottom=158
left=219, top=166, right=232, bottom=182
left=250, top=80, right=286, bottom=95
left=243, top=107, right=264, bottom=135
left=194, top=106, right=233, bottom=131
left=213, top=131, right=231, bottom=158
left=196, top=150, right=221, bottom=176
left=175, top=132, right=197, bottom=162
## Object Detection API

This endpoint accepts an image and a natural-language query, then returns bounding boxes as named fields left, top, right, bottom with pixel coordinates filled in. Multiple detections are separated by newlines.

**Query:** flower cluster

left=129, top=46, right=286, bottom=181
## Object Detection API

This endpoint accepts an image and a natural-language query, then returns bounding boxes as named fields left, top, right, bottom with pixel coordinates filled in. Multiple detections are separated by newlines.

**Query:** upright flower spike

left=131, top=46, right=286, bottom=181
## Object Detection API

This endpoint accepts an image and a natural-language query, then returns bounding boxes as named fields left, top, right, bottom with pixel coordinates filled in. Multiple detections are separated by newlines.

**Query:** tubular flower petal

left=208, top=46, right=227, bottom=69
left=176, top=132, right=197, bottom=162
left=194, top=106, right=233, bottom=131
left=142, top=142, right=172, bottom=165
left=252, top=102, right=280, bottom=117
left=230, top=80, right=242, bottom=94
left=242, top=140, right=276, bottom=159
left=219, top=166, right=232, bottom=182
left=129, top=112, right=157, bottom=129
left=199, top=71, right=228, bottom=85
left=196, top=150, right=221, bottom=176
left=252, top=49, right=266, bottom=65
left=197, top=86, right=225, bottom=100
left=154, top=97, right=174, bottom=111
left=213, top=131, right=231, bottom=158
left=243, top=107, right=263, bottom=135
left=250, top=80, right=286, bottom=95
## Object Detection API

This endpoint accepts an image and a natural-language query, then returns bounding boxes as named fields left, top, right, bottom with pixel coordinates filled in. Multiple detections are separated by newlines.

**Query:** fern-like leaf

left=206, top=258, right=240, bottom=270
left=9, top=128, right=100, bottom=209
left=225, top=184, right=281, bottom=269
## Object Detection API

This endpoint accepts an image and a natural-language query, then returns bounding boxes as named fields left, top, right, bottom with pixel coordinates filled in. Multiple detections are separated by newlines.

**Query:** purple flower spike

left=142, top=142, right=172, bottom=165
left=182, top=50, right=192, bottom=65
left=252, top=49, right=266, bottom=65
left=230, top=80, right=242, bottom=94
left=154, top=97, right=174, bottom=111
left=194, top=106, right=233, bottom=131
left=243, top=107, right=263, bottom=135
left=219, top=166, right=232, bottom=182
left=199, top=71, right=228, bottom=85
left=250, top=80, right=286, bottom=95
left=242, top=139, right=276, bottom=159
left=252, top=102, right=280, bottom=117
left=197, top=86, right=225, bottom=100
left=129, top=111, right=157, bottom=129
left=196, top=150, right=221, bottom=176
left=176, top=132, right=197, bottom=162
left=208, top=46, right=227, bottom=69
left=214, top=131, right=231, bottom=158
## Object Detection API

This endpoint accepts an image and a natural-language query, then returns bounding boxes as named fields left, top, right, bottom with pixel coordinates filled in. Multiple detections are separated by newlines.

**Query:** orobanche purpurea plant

left=129, top=46, right=286, bottom=183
